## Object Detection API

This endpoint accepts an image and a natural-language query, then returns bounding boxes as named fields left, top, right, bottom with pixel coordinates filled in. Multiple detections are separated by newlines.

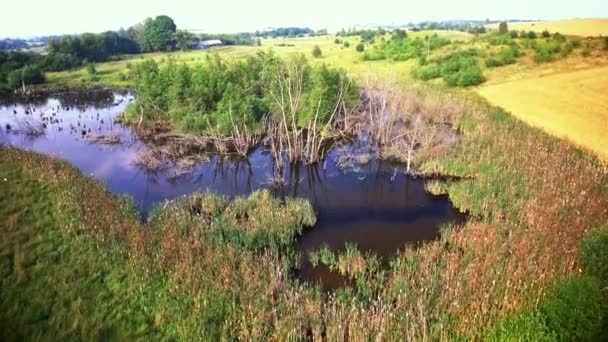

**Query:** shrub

left=485, top=46, right=520, bottom=68
left=41, top=53, right=81, bottom=71
left=484, top=309, right=556, bottom=341
left=445, top=65, right=485, bottom=87
left=553, top=32, right=566, bottom=42
left=411, top=63, right=441, bottom=80
left=604, top=37, right=608, bottom=50
left=498, top=22, right=508, bottom=34
left=542, top=29, right=551, bottom=38
left=580, top=227, right=608, bottom=287
left=6, top=65, right=46, bottom=89
left=334, top=38, right=341, bottom=44
left=86, top=62, right=97, bottom=75
left=509, top=30, right=519, bottom=39
left=343, top=41, right=350, bottom=48
left=540, top=276, right=604, bottom=341
left=356, top=43, right=365, bottom=52
left=312, top=45, right=322, bottom=58
left=527, top=31, right=537, bottom=39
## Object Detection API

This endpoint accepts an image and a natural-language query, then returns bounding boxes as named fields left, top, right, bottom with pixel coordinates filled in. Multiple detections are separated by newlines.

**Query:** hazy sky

left=2, top=0, right=607, bottom=37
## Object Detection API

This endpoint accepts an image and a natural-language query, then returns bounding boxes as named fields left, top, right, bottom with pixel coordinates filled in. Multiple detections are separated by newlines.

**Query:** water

left=0, top=90, right=466, bottom=289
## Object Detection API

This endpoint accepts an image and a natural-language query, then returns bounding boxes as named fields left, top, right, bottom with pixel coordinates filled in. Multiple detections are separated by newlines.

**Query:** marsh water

left=0, top=90, right=465, bottom=289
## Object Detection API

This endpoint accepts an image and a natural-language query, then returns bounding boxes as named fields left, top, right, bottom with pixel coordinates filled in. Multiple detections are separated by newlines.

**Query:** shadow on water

left=0, top=90, right=467, bottom=290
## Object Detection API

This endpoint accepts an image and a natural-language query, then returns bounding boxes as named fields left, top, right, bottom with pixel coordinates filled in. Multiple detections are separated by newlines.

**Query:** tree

left=356, top=43, right=365, bottom=52
left=498, top=22, right=508, bottom=34
left=312, top=45, right=322, bottom=58
left=142, top=15, right=177, bottom=52
left=393, top=28, right=407, bottom=40
left=174, top=29, right=194, bottom=51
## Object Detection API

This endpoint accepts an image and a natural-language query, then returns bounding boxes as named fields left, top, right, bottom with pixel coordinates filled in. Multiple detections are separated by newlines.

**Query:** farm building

left=192, top=39, right=223, bottom=49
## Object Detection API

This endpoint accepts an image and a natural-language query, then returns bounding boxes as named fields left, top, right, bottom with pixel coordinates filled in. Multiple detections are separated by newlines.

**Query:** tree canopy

left=142, top=15, right=177, bottom=52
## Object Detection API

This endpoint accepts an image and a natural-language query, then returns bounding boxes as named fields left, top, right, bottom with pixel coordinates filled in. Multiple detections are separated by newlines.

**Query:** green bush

left=129, top=52, right=357, bottom=137
left=6, top=65, right=46, bottom=89
left=542, top=29, right=551, bottom=38
left=343, top=41, right=350, bottom=48
left=580, top=227, right=608, bottom=287
left=527, top=31, right=538, bottom=39
left=540, top=276, right=604, bottom=341
left=485, top=46, right=520, bottom=68
left=485, top=309, right=557, bottom=341
left=86, top=62, right=96, bottom=75
left=356, top=43, right=365, bottom=52
left=411, top=63, right=441, bottom=80
left=444, top=65, right=485, bottom=87
left=312, top=45, right=322, bottom=58
left=334, top=38, right=341, bottom=44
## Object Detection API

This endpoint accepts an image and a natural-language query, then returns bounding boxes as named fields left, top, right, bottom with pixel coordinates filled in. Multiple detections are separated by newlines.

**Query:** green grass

left=44, top=32, right=477, bottom=88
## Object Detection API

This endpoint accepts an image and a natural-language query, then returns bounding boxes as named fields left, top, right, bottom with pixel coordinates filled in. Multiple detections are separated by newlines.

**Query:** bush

left=334, top=38, right=341, bottom=44
left=129, top=52, right=358, bottom=137
left=498, top=22, right=509, bottom=34
left=86, top=62, right=97, bottom=75
left=485, top=309, right=556, bottom=341
left=312, top=45, right=322, bottom=58
left=604, top=37, right=608, bottom=50
left=540, top=276, right=604, bottom=341
left=542, top=29, right=551, bottom=38
left=581, top=227, right=608, bottom=287
left=485, top=46, right=520, bottom=68
left=509, top=30, right=519, bottom=39
left=6, top=65, right=46, bottom=89
left=41, top=53, right=81, bottom=71
left=411, top=63, right=441, bottom=80
left=527, top=31, right=537, bottom=39
left=356, top=43, right=365, bottom=52
left=343, top=41, right=350, bottom=48
left=445, top=65, right=485, bottom=87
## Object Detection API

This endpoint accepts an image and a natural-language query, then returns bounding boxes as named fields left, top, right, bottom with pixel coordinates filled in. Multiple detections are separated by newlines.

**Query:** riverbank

left=1, top=81, right=607, bottom=338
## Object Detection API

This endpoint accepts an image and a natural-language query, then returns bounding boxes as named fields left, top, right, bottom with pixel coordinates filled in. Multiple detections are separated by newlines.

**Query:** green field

left=5, top=26, right=608, bottom=339
left=44, top=31, right=478, bottom=88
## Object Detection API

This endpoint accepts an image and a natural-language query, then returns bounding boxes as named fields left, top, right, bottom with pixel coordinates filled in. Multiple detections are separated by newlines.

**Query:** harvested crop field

left=487, top=18, right=608, bottom=37
left=478, top=65, right=608, bottom=160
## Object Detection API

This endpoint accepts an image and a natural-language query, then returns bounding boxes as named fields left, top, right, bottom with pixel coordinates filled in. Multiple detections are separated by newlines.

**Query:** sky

left=1, top=0, right=607, bottom=38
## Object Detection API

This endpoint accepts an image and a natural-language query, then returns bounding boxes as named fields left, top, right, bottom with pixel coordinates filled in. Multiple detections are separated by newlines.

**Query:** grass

left=3, top=76, right=608, bottom=338
left=478, top=65, right=608, bottom=160
left=6, top=26, right=608, bottom=338
left=486, top=18, right=608, bottom=37
left=44, top=31, right=476, bottom=88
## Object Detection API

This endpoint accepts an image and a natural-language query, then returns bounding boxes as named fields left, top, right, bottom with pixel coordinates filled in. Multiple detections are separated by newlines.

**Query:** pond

left=0, top=90, right=466, bottom=289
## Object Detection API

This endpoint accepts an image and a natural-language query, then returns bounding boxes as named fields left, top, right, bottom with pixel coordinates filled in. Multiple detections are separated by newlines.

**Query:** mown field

left=479, top=65, right=608, bottom=159
left=486, top=18, right=608, bottom=37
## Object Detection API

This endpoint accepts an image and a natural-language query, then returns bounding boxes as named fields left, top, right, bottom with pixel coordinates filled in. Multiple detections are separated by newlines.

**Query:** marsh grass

left=2, top=73, right=608, bottom=339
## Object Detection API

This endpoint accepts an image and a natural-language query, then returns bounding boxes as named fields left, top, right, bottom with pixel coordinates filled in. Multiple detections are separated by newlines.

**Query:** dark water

left=0, top=91, right=466, bottom=289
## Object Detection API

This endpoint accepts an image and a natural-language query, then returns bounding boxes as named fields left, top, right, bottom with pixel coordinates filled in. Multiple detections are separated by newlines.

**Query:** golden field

left=486, top=18, right=608, bottom=37
left=478, top=65, right=608, bottom=159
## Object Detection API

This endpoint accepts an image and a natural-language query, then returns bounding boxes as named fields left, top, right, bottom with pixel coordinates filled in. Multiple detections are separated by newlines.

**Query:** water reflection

left=0, top=91, right=466, bottom=289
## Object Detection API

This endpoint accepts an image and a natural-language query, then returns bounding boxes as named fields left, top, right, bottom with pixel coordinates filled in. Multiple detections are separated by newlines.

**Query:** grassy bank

left=2, top=72, right=608, bottom=338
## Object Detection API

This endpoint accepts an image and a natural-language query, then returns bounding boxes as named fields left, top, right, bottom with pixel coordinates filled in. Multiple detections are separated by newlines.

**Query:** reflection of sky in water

left=0, top=91, right=466, bottom=289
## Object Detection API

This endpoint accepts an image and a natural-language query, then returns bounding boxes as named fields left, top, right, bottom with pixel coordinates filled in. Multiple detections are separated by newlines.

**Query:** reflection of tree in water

left=0, top=89, right=131, bottom=109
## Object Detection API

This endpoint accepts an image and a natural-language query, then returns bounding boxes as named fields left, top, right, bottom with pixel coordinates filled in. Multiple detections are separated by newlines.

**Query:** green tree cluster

left=141, top=15, right=177, bottom=52
left=128, top=52, right=358, bottom=136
